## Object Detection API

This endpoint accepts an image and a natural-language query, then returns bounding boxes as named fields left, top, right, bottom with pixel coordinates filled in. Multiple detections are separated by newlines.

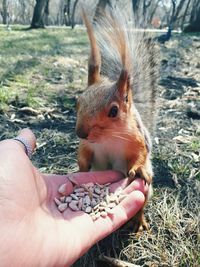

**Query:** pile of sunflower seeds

left=54, top=182, right=126, bottom=220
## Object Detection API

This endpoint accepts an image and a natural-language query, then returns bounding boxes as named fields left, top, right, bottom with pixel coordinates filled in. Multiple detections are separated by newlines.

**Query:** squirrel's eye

left=108, top=105, right=118, bottom=118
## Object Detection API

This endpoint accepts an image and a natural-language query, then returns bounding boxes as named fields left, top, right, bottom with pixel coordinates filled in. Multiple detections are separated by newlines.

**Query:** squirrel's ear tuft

left=117, top=69, right=130, bottom=98
left=82, top=9, right=101, bottom=86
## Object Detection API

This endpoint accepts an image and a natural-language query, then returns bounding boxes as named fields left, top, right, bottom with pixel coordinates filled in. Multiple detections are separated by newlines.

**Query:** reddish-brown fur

left=76, top=10, right=154, bottom=231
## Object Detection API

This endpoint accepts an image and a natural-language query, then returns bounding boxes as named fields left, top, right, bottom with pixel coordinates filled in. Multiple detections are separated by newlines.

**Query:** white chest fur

left=89, top=139, right=128, bottom=175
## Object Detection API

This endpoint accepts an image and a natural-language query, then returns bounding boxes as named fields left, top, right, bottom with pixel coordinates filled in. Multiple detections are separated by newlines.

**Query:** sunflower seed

left=54, top=197, right=62, bottom=206
left=74, top=188, right=85, bottom=193
left=95, top=212, right=101, bottom=219
left=56, top=181, right=125, bottom=220
left=108, top=202, right=117, bottom=208
left=78, top=198, right=83, bottom=210
left=100, top=201, right=107, bottom=207
left=100, top=192, right=106, bottom=198
left=58, top=203, right=68, bottom=212
left=70, top=193, right=79, bottom=200
left=94, top=187, right=101, bottom=195
left=101, top=211, right=107, bottom=217
left=84, top=195, right=91, bottom=206
left=65, top=196, right=72, bottom=203
left=105, top=207, right=114, bottom=214
left=85, top=182, right=94, bottom=187
left=91, top=199, right=97, bottom=207
left=93, top=193, right=100, bottom=199
left=93, top=204, right=100, bottom=211
left=109, top=194, right=117, bottom=202
left=99, top=206, right=106, bottom=211
left=91, top=213, right=96, bottom=221
left=76, top=192, right=85, bottom=197
left=69, top=201, right=79, bottom=211
left=58, top=183, right=68, bottom=195
left=60, top=196, right=66, bottom=202
left=95, top=182, right=104, bottom=188
left=85, top=206, right=92, bottom=213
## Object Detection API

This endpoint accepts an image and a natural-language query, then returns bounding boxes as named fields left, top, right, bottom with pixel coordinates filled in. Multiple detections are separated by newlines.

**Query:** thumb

left=13, top=128, right=36, bottom=158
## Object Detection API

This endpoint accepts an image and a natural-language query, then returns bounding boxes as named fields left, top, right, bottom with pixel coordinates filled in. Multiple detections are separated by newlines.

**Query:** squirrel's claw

left=128, top=166, right=152, bottom=185
left=137, top=167, right=152, bottom=185
left=128, top=168, right=136, bottom=179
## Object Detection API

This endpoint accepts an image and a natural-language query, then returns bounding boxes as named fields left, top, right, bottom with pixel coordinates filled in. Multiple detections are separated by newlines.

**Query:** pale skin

left=0, top=129, right=148, bottom=267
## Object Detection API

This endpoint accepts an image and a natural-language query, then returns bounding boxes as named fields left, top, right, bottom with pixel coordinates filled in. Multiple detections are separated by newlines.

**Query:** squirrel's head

left=75, top=11, right=135, bottom=142
left=75, top=69, right=134, bottom=142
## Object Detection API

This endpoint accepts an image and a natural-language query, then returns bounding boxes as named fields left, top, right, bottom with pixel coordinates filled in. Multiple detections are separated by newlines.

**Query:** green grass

left=0, top=25, right=88, bottom=111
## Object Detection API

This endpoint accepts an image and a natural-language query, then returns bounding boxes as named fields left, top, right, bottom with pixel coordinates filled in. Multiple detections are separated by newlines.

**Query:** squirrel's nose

left=76, top=127, right=88, bottom=139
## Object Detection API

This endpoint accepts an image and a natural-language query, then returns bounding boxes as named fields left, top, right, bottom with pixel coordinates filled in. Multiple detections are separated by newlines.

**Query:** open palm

left=0, top=131, right=147, bottom=267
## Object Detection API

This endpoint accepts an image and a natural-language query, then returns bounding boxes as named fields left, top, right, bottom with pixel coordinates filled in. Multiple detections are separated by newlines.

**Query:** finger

left=109, top=177, right=148, bottom=196
left=12, top=128, right=36, bottom=158
left=17, top=128, right=36, bottom=151
left=66, top=171, right=124, bottom=186
left=109, top=177, right=129, bottom=193
left=0, top=128, right=36, bottom=156
left=122, top=178, right=149, bottom=195
left=93, top=190, right=145, bottom=241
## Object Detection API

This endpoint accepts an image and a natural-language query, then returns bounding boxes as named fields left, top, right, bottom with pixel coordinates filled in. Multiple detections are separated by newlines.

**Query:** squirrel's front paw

left=128, top=168, right=136, bottom=179
left=137, top=166, right=152, bottom=184
left=128, top=166, right=152, bottom=184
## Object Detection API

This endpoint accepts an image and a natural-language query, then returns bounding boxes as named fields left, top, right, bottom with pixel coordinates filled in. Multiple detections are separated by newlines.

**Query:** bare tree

left=18, top=0, right=26, bottom=23
left=1, top=0, right=8, bottom=24
left=181, top=0, right=192, bottom=29
left=142, top=0, right=151, bottom=22
left=132, top=0, right=162, bottom=26
left=159, top=0, right=189, bottom=28
left=149, top=0, right=162, bottom=25
left=43, top=0, right=50, bottom=25
left=71, top=0, right=79, bottom=29
left=169, top=0, right=176, bottom=26
left=184, top=0, right=200, bottom=31
left=170, top=0, right=189, bottom=27
left=63, top=0, right=71, bottom=26
left=132, top=0, right=140, bottom=14
left=93, top=0, right=112, bottom=22
left=132, top=0, right=140, bottom=22
left=30, top=0, right=50, bottom=28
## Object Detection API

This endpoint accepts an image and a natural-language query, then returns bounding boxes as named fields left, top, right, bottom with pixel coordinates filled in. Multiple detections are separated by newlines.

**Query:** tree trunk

left=30, top=0, right=49, bottom=29
left=64, top=0, right=71, bottom=26
left=93, top=0, right=111, bottom=23
left=184, top=0, right=200, bottom=31
left=44, top=0, right=50, bottom=26
left=71, top=0, right=79, bottom=29
left=1, top=0, right=8, bottom=25
left=171, top=0, right=187, bottom=27
left=19, top=0, right=26, bottom=24
left=149, top=0, right=161, bottom=25
left=181, top=0, right=192, bottom=30
left=132, top=0, right=140, bottom=14
left=170, top=0, right=176, bottom=26
left=142, top=0, right=151, bottom=24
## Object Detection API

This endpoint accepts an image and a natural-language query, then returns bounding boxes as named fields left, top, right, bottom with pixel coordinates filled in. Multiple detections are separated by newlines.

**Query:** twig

left=98, top=255, right=141, bottom=267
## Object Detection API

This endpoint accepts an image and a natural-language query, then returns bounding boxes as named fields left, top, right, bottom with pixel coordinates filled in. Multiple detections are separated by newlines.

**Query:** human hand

left=0, top=129, right=148, bottom=267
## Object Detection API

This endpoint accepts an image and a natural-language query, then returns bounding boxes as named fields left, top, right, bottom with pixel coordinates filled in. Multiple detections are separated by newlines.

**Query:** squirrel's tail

left=93, top=6, right=159, bottom=135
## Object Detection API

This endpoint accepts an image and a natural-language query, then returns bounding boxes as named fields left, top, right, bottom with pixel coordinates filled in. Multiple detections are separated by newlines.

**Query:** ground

left=0, top=25, right=199, bottom=267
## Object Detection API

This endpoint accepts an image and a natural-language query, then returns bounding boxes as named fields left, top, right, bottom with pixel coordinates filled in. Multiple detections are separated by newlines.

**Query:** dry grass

left=122, top=188, right=199, bottom=266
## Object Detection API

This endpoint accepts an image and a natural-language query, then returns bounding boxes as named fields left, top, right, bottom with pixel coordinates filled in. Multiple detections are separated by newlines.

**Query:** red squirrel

left=75, top=8, right=158, bottom=231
